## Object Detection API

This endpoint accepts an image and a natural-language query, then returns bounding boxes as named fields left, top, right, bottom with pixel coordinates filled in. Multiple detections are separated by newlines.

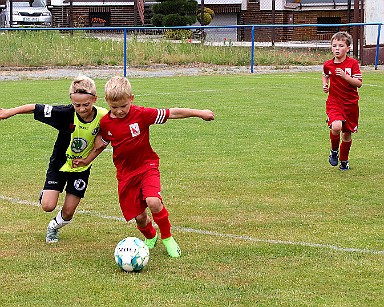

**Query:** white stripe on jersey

left=352, top=73, right=362, bottom=80
left=155, top=109, right=167, bottom=124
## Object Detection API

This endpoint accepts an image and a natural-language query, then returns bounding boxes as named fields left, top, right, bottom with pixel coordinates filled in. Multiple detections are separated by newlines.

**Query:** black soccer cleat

left=328, top=149, right=339, bottom=166
left=339, top=160, right=350, bottom=171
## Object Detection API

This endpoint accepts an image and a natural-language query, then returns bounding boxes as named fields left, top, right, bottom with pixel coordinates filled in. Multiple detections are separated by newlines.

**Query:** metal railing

left=0, top=22, right=382, bottom=74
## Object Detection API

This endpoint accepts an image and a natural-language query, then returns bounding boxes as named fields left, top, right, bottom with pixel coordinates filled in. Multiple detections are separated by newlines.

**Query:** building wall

left=242, top=2, right=293, bottom=42
left=241, top=2, right=353, bottom=42
left=50, top=5, right=134, bottom=27
left=364, top=0, right=383, bottom=45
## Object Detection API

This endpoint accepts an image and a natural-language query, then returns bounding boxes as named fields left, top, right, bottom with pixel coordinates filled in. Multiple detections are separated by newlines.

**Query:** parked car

left=0, top=0, right=52, bottom=27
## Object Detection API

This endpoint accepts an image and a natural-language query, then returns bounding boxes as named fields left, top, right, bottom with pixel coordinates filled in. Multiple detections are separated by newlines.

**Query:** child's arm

left=72, top=134, right=108, bottom=168
left=0, top=104, right=36, bottom=120
left=335, top=68, right=362, bottom=88
left=169, top=108, right=215, bottom=121
left=322, top=74, right=329, bottom=93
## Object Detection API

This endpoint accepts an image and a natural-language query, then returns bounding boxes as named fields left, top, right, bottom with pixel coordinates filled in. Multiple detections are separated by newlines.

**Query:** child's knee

left=146, top=197, right=162, bottom=212
left=39, top=190, right=59, bottom=212
left=135, top=211, right=150, bottom=227
left=41, top=201, right=56, bottom=212
left=331, top=120, right=342, bottom=133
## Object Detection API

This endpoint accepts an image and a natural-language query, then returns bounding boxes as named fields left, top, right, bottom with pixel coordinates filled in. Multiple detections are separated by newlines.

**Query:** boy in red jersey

left=74, top=76, right=214, bottom=257
left=322, top=31, right=362, bottom=170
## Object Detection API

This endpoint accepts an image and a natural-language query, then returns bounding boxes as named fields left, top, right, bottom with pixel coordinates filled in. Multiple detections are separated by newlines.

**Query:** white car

left=0, top=0, right=52, bottom=27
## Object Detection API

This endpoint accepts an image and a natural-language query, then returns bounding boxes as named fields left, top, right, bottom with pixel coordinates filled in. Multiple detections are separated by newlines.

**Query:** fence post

left=250, top=26, right=255, bottom=73
left=124, top=28, right=127, bottom=77
left=375, top=24, right=381, bottom=70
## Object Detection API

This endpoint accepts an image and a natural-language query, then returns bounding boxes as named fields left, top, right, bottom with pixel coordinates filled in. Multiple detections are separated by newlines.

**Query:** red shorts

left=118, top=167, right=162, bottom=221
left=326, top=101, right=359, bottom=133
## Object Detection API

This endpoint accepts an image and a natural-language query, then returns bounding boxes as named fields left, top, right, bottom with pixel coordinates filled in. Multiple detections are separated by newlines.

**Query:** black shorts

left=43, top=167, right=91, bottom=198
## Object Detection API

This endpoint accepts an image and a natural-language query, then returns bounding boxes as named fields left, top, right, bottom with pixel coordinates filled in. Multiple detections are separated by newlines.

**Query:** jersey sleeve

left=352, top=60, right=362, bottom=82
left=144, top=107, right=170, bottom=125
left=322, top=62, right=330, bottom=78
left=100, top=117, right=110, bottom=145
left=34, top=104, right=73, bottom=130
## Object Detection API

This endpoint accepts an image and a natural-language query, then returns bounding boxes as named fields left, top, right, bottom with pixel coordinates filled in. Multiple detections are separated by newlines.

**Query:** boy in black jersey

left=0, top=75, right=108, bottom=243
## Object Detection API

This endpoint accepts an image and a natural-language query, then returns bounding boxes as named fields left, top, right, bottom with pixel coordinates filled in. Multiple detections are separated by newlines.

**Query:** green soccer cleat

left=144, top=233, right=158, bottom=249
left=162, top=236, right=181, bottom=258
left=46, top=226, right=59, bottom=243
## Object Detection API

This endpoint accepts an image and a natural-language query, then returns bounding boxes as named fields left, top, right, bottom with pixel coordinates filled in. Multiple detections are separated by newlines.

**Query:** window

left=317, top=17, right=341, bottom=33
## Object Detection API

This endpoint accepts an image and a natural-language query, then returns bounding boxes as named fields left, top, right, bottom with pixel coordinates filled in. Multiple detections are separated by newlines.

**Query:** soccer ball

left=114, top=237, right=150, bottom=272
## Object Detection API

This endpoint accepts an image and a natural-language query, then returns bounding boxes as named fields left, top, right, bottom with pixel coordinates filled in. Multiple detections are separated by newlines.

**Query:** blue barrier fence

left=1, top=22, right=382, bottom=74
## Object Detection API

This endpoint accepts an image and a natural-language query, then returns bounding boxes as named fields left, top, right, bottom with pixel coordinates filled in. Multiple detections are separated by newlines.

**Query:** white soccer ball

left=114, top=237, right=150, bottom=272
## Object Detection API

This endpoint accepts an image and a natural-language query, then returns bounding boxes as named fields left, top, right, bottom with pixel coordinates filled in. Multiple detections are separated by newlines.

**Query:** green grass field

left=0, top=71, right=383, bottom=306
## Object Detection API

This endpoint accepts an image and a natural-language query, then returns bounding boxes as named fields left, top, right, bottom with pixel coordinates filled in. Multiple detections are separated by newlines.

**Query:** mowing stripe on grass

left=1, top=193, right=383, bottom=256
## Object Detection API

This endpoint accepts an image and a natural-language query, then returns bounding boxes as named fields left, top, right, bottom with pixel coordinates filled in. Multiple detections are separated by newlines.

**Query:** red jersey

left=323, top=56, right=362, bottom=106
left=100, top=105, right=170, bottom=181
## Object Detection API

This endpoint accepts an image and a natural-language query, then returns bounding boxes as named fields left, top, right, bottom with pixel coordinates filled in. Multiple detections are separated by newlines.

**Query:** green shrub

left=196, top=7, right=215, bottom=25
left=164, top=29, right=193, bottom=40
left=151, top=0, right=197, bottom=26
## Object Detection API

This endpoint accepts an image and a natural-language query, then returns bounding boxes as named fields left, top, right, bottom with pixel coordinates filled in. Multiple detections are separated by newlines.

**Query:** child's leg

left=330, top=130, right=341, bottom=151
left=330, top=120, right=342, bottom=151
left=147, top=198, right=181, bottom=258
left=47, top=208, right=72, bottom=230
left=328, top=121, right=342, bottom=167
left=39, top=190, right=60, bottom=212
left=61, top=193, right=81, bottom=220
left=136, top=210, right=157, bottom=239
left=151, top=204, right=172, bottom=240
left=340, top=131, right=352, bottom=161
left=46, top=193, right=81, bottom=243
left=142, top=169, right=180, bottom=257
left=146, top=197, right=171, bottom=239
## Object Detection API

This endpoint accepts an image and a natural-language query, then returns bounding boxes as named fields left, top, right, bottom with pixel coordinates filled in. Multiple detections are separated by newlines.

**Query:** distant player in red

left=74, top=76, right=214, bottom=257
left=322, top=31, right=362, bottom=170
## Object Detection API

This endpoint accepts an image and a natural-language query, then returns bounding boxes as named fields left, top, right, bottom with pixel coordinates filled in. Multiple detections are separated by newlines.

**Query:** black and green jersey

left=34, top=104, right=108, bottom=173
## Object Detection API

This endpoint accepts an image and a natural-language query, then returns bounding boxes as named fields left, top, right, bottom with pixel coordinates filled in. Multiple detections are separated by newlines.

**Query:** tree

left=151, top=0, right=198, bottom=27
left=196, top=7, right=214, bottom=26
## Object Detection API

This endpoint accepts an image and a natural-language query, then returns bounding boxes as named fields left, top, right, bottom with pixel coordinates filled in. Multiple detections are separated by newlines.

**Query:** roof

left=286, top=0, right=350, bottom=4
left=195, top=0, right=243, bottom=4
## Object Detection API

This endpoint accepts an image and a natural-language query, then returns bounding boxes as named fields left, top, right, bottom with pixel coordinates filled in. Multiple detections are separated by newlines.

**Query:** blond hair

left=104, top=76, right=133, bottom=102
left=331, top=31, right=352, bottom=46
left=69, top=75, right=97, bottom=96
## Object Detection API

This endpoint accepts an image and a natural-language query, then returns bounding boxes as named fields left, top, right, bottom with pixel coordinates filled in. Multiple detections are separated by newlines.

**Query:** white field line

left=1, top=194, right=383, bottom=255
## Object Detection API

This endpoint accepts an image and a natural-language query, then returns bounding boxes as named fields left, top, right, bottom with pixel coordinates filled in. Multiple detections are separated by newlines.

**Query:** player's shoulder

left=95, top=105, right=109, bottom=116
left=136, top=105, right=166, bottom=114
left=346, top=56, right=358, bottom=62
left=345, top=56, right=360, bottom=66
left=324, top=58, right=334, bottom=66
left=131, top=105, right=158, bottom=116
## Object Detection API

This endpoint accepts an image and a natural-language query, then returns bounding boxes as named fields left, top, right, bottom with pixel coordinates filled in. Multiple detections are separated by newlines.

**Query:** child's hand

left=335, top=68, right=346, bottom=79
left=72, top=158, right=88, bottom=168
left=201, top=110, right=215, bottom=121
left=322, top=84, right=329, bottom=93
left=0, top=108, right=10, bottom=120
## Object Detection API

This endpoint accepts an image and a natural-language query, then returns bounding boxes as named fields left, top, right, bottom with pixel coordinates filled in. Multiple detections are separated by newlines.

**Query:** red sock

left=339, top=140, right=352, bottom=161
left=152, top=206, right=172, bottom=239
left=330, top=131, right=340, bottom=151
left=137, top=220, right=157, bottom=239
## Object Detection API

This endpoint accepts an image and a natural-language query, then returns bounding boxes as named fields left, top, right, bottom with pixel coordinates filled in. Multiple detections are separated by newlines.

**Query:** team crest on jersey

left=129, top=123, right=140, bottom=137
left=345, top=68, right=351, bottom=76
left=71, top=138, right=88, bottom=153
